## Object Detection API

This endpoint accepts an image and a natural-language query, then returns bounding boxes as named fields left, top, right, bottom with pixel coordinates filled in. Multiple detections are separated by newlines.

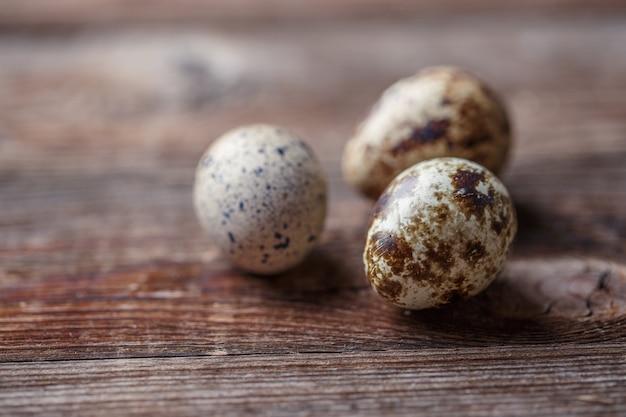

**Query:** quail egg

left=364, top=157, right=517, bottom=310
left=194, top=124, right=327, bottom=274
left=343, top=66, right=512, bottom=199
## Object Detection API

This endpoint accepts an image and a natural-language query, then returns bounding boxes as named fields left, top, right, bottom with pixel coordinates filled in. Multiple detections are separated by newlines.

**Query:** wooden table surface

left=1, top=2, right=626, bottom=415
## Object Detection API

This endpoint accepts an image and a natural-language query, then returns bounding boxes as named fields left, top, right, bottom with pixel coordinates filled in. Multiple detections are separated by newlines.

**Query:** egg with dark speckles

left=194, top=124, right=327, bottom=275
left=364, top=157, right=517, bottom=310
left=343, top=66, right=512, bottom=199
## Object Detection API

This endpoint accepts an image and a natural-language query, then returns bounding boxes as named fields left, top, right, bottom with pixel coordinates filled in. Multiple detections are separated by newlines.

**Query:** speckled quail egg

left=364, top=157, right=517, bottom=310
left=193, top=124, right=327, bottom=275
left=343, top=66, right=512, bottom=199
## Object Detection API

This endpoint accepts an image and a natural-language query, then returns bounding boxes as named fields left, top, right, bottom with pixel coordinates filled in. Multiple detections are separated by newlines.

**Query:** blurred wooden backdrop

left=1, top=1, right=625, bottom=416
left=2, top=0, right=626, bottom=27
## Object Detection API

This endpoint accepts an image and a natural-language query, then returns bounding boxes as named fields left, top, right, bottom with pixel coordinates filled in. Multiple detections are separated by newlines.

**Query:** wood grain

left=1, top=10, right=626, bottom=416
left=1, top=346, right=624, bottom=416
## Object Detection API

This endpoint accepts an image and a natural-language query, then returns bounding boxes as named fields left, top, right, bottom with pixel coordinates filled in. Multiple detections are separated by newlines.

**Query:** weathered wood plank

left=1, top=347, right=624, bottom=416
left=1, top=253, right=626, bottom=362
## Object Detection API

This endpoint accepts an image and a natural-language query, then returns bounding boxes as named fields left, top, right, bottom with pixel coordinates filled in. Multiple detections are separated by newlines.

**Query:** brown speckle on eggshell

left=343, top=66, right=512, bottom=199
left=193, top=124, right=327, bottom=275
left=364, top=157, right=517, bottom=310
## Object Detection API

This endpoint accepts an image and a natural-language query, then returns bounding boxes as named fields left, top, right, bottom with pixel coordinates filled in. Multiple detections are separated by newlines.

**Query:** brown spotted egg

left=343, top=66, right=511, bottom=199
left=193, top=124, right=327, bottom=275
left=364, top=157, right=516, bottom=310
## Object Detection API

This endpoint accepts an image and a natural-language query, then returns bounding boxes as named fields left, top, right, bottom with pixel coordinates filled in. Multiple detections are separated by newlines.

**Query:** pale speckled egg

left=343, top=66, right=512, bottom=199
left=193, top=124, right=327, bottom=275
left=364, top=157, right=517, bottom=310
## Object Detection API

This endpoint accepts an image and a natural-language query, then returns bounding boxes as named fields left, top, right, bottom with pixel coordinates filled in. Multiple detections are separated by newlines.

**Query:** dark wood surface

left=2, top=0, right=626, bottom=27
left=1, top=4, right=626, bottom=416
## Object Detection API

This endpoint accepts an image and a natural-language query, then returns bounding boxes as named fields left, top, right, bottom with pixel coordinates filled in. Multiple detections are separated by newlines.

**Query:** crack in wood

left=489, top=258, right=626, bottom=319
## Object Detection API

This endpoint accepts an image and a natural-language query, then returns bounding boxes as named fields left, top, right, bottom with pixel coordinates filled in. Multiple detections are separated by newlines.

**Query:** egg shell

left=343, top=66, right=511, bottom=199
left=364, top=157, right=517, bottom=310
left=193, top=124, right=327, bottom=275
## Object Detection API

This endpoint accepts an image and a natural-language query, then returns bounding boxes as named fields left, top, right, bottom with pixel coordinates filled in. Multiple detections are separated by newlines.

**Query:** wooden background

left=1, top=0, right=626, bottom=415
